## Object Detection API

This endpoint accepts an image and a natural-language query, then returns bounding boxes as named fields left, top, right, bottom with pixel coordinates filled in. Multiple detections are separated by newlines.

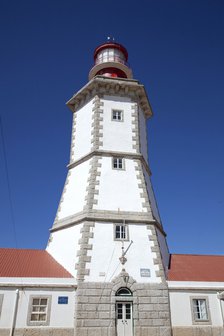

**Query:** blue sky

left=0, top=0, right=224, bottom=255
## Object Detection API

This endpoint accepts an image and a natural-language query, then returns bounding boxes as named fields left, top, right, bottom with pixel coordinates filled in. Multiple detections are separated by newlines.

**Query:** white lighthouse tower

left=47, top=40, right=171, bottom=336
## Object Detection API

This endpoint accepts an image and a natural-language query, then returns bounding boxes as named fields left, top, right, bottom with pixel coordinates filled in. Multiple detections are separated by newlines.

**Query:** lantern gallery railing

left=95, top=55, right=130, bottom=67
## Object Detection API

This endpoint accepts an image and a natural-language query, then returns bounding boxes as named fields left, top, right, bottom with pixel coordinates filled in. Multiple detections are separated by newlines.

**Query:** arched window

left=116, top=288, right=132, bottom=296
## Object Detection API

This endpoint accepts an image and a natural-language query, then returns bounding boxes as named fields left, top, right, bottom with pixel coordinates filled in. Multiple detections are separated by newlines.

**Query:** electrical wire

left=95, top=245, right=116, bottom=312
left=0, top=115, right=26, bottom=291
left=0, top=115, right=18, bottom=248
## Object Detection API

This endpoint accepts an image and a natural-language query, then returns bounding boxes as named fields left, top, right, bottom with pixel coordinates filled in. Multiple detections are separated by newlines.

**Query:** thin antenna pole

left=123, top=240, right=133, bottom=257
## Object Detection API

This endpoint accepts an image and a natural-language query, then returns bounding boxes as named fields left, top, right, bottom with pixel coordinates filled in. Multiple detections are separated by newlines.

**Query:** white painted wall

left=168, top=281, right=224, bottom=289
left=101, top=96, right=136, bottom=153
left=0, top=289, right=16, bottom=328
left=73, top=99, right=93, bottom=161
left=94, top=157, right=145, bottom=212
left=0, top=278, right=75, bottom=286
left=47, top=224, right=82, bottom=277
left=85, top=222, right=160, bottom=283
left=139, top=107, right=148, bottom=162
left=56, top=160, right=90, bottom=220
left=143, top=166, right=161, bottom=224
left=169, top=289, right=224, bottom=326
left=0, top=286, right=75, bottom=329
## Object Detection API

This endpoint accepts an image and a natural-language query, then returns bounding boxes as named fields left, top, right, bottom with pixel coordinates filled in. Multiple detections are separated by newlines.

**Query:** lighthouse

left=47, top=40, right=172, bottom=336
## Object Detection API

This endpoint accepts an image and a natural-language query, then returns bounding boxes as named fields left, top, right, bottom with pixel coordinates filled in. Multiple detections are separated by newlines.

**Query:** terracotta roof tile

left=168, top=254, right=224, bottom=282
left=0, top=248, right=73, bottom=278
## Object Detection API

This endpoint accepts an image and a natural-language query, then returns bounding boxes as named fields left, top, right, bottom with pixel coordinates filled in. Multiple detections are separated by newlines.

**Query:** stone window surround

left=27, top=295, right=52, bottom=326
left=114, top=224, right=129, bottom=241
left=111, top=109, right=124, bottom=122
left=0, top=294, right=3, bottom=318
left=190, top=296, right=211, bottom=325
left=112, top=157, right=125, bottom=170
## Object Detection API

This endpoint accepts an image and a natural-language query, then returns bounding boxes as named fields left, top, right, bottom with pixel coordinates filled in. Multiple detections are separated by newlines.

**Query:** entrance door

left=116, top=302, right=133, bottom=336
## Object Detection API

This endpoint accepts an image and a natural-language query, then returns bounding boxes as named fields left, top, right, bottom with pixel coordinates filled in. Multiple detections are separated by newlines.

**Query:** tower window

left=112, top=110, right=123, bottom=121
left=114, top=224, right=129, bottom=241
left=191, top=297, right=210, bottom=324
left=112, top=157, right=124, bottom=170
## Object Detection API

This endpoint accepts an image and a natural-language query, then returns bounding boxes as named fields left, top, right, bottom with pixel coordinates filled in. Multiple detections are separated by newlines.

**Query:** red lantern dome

left=89, top=40, right=132, bottom=80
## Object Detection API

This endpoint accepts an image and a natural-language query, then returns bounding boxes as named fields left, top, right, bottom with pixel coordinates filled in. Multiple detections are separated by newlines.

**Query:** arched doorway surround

left=111, top=271, right=137, bottom=336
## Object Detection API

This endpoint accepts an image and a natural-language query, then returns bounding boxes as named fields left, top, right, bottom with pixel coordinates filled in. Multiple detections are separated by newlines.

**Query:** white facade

left=139, top=107, right=148, bottom=162
left=143, top=165, right=161, bottom=223
left=47, top=224, right=82, bottom=277
left=94, top=157, right=146, bottom=212
left=71, top=99, right=94, bottom=162
left=0, top=278, right=75, bottom=331
left=101, top=96, right=136, bottom=153
left=156, top=227, right=170, bottom=273
left=168, top=281, right=224, bottom=330
left=47, top=221, right=162, bottom=284
left=48, top=79, right=165, bottom=287
left=85, top=222, right=161, bottom=283
left=56, top=160, right=90, bottom=221
left=44, top=70, right=174, bottom=336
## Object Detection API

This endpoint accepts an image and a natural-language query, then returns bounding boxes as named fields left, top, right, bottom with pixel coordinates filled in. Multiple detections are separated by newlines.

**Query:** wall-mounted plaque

left=140, top=268, right=151, bottom=277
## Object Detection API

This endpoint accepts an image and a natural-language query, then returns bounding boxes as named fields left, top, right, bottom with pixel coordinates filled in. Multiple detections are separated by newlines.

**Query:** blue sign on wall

left=58, top=296, right=68, bottom=304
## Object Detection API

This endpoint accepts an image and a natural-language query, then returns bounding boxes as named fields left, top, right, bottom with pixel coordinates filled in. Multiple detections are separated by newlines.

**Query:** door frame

left=116, top=300, right=133, bottom=336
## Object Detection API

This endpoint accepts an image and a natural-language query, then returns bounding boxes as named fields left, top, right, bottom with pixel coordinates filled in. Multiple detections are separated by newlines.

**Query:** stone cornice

left=66, top=76, right=153, bottom=118
left=50, top=209, right=166, bottom=236
left=67, top=149, right=152, bottom=176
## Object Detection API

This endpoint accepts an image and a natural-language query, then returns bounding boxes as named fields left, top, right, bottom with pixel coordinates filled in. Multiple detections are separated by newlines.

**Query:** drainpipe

left=10, top=289, right=19, bottom=336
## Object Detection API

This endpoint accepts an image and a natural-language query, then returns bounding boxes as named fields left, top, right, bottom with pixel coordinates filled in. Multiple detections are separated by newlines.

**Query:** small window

left=191, top=297, right=210, bottom=324
left=193, top=299, right=208, bottom=320
left=116, top=288, right=132, bottom=296
left=112, top=157, right=124, bottom=170
left=112, top=110, right=123, bottom=121
left=27, top=296, right=51, bottom=326
left=114, top=224, right=128, bottom=240
left=31, top=298, right=48, bottom=322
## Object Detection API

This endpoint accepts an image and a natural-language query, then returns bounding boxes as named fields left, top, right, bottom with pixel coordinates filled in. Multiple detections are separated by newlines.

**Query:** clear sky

left=0, top=0, right=223, bottom=255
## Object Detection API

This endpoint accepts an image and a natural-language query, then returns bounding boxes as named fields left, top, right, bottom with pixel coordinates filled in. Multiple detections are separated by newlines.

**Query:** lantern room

left=89, top=41, right=133, bottom=80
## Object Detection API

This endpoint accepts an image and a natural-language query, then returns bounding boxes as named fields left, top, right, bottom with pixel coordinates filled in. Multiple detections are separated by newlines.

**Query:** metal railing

left=95, top=55, right=130, bottom=67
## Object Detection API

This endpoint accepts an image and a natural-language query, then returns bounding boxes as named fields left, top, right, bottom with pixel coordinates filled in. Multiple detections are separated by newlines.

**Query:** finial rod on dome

left=107, top=36, right=115, bottom=42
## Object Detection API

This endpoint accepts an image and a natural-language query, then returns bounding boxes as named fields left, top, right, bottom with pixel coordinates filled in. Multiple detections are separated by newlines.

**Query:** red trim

left=95, top=67, right=127, bottom=79
left=94, top=42, right=128, bottom=61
